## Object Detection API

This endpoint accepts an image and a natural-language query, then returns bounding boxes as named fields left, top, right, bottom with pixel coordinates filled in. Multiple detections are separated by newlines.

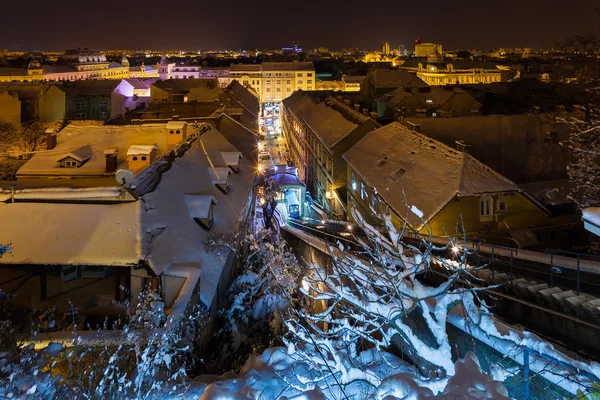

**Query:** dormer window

left=208, top=167, right=231, bottom=194
left=56, top=145, right=92, bottom=169
left=221, top=151, right=242, bottom=174
left=185, top=194, right=217, bottom=230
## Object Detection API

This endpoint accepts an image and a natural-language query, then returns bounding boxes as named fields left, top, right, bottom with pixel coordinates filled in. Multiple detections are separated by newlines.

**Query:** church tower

left=121, top=54, right=129, bottom=67
left=159, top=55, right=169, bottom=80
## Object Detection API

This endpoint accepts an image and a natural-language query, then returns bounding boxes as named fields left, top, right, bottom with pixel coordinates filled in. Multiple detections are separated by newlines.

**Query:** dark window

left=176, top=130, right=181, bottom=134
left=170, top=130, right=174, bottom=134
left=132, top=156, right=138, bottom=161
left=141, top=156, right=147, bottom=161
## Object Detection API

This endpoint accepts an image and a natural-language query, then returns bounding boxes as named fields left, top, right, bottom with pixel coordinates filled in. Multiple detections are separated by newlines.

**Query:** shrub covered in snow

left=282, top=207, right=499, bottom=386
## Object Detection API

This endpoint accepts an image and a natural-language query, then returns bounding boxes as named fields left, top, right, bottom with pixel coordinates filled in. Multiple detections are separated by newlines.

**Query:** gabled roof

left=124, top=78, right=155, bottom=90
left=153, top=78, right=220, bottom=94
left=282, top=92, right=359, bottom=148
left=342, top=75, right=366, bottom=84
left=343, top=122, right=519, bottom=229
left=368, top=69, right=428, bottom=88
left=56, top=145, right=92, bottom=163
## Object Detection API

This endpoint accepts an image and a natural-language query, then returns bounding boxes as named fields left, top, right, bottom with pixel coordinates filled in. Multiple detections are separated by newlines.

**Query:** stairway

left=473, top=268, right=600, bottom=325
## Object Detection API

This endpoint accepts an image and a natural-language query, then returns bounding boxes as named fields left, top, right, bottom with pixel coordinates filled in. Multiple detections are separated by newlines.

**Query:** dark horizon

left=1, top=0, right=598, bottom=52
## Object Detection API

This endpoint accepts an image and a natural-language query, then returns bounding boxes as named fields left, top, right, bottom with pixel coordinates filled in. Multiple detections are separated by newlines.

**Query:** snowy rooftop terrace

left=0, top=124, right=256, bottom=312
left=17, top=123, right=175, bottom=179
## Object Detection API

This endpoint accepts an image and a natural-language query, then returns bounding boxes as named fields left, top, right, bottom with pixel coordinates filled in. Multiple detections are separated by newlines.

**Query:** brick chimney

left=46, top=133, right=57, bottom=150
left=104, top=148, right=118, bottom=173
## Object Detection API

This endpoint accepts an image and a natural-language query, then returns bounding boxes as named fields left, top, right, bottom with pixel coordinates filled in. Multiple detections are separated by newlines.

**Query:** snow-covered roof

left=343, top=122, right=519, bottom=229
left=208, top=167, right=231, bottom=184
left=18, top=124, right=172, bottom=179
left=583, top=208, right=600, bottom=237
left=184, top=194, right=217, bottom=219
left=221, top=151, right=242, bottom=167
left=0, top=202, right=142, bottom=266
left=56, top=145, right=92, bottom=163
left=127, top=144, right=158, bottom=156
left=166, top=121, right=187, bottom=130
left=283, top=92, right=359, bottom=148
left=0, top=187, right=125, bottom=202
left=103, top=148, right=119, bottom=156
left=141, top=127, right=255, bottom=307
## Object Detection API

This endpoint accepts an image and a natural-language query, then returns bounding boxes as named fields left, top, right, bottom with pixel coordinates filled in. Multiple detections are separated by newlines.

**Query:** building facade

left=0, top=49, right=130, bottom=83
left=400, top=54, right=502, bottom=86
left=281, top=92, right=380, bottom=217
left=415, top=42, right=443, bottom=57
left=229, top=62, right=316, bottom=103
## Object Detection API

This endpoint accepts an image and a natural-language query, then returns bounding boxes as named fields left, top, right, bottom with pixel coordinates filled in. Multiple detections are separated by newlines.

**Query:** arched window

left=176, top=130, right=180, bottom=134
left=170, top=130, right=174, bottom=134
left=141, top=156, right=147, bottom=161
left=132, top=156, right=138, bottom=161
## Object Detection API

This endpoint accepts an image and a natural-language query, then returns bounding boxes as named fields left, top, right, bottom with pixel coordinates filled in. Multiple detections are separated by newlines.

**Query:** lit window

left=276, top=80, right=280, bottom=84
left=479, top=196, right=493, bottom=222
left=287, top=88, right=291, bottom=92
left=426, top=99, right=433, bottom=103
left=351, top=173, right=357, bottom=191
left=361, top=183, right=367, bottom=200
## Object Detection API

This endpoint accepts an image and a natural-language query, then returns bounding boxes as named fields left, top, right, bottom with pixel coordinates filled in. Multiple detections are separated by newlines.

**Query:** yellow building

left=0, top=49, right=130, bottom=83
left=400, top=53, right=502, bottom=85
left=343, top=122, right=573, bottom=248
left=415, top=42, right=442, bottom=57
left=229, top=62, right=315, bottom=103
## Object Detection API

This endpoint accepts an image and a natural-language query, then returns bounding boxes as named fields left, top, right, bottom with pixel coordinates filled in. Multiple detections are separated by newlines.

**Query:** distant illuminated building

left=229, top=62, right=315, bottom=103
left=414, top=41, right=443, bottom=57
left=382, top=42, right=390, bottom=55
left=0, top=48, right=130, bottom=83
left=400, top=51, right=502, bottom=85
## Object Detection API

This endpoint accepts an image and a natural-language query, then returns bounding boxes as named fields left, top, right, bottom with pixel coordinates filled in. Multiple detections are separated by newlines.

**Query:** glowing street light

left=259, top=197, right=265, bottom=205
left=452, top=245, right=460, bottom=254
left=347, top=224, right=353, bottom=231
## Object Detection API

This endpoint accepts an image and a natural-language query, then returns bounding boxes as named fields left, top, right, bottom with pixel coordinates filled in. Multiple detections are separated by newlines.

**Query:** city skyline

left=1, top=0, right=598, bottom=52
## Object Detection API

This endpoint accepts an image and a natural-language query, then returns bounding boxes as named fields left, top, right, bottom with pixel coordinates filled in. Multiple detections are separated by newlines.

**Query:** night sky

left=1, top=0, right=598, bottom=51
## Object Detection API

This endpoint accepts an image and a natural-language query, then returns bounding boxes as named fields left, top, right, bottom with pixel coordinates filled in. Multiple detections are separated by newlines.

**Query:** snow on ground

left=188, top=347, right=509, bottom=400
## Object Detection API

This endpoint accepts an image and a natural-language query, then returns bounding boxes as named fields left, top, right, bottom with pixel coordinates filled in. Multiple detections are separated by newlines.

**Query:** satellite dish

left=115, top=169, right=134, bottom=185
